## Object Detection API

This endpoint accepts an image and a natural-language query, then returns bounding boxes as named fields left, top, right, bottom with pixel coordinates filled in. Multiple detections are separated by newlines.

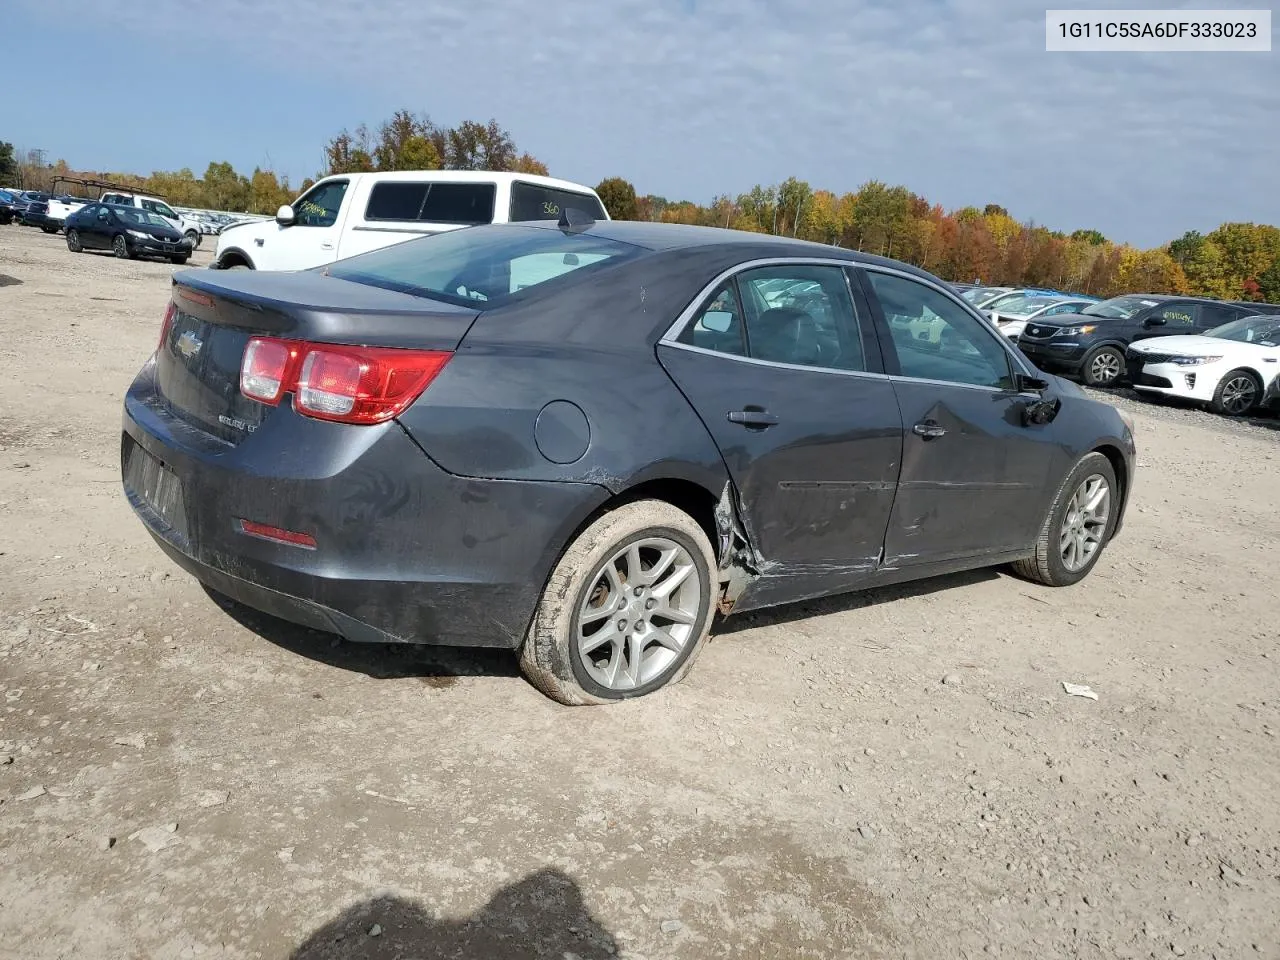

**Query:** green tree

left=203, top=161, right=251, bottom=211
left=1070, top=228, right=1108, bottom=246
left=443, top=119, right=516, bottom=170
left=595, top=177, right=638, bottom=220
left=0, top=142, right=18, bottom=183
left=1168, top=229, right=1202, bottom=265
left=983, top=203, right=1009, bottom=218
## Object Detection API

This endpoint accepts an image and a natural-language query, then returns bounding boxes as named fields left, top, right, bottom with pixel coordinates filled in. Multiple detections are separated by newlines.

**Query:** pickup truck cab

left=99, top=192, right=203, bottom=249
left=211, top=170, right=609, bottom=271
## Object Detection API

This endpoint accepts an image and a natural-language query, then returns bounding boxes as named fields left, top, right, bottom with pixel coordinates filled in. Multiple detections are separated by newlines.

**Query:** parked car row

left=1015, top=294, right=1280, bottom=415
left=63, top=202, right=194, bottom=264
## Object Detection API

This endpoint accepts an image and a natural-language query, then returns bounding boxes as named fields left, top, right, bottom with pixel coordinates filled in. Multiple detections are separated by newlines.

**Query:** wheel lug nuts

left=634, top=587, right=643, bottom=597
left=645, top=599, right=656, bottom=610
left=617, top=619, right=627, bottom=630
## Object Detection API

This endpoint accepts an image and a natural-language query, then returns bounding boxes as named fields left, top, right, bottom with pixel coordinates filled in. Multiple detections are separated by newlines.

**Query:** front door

left=268, top=178, right=349, bottom=270
left=858, top=268, right=1061, bottom=565
left=657, top=262, right=904, bottom=608
left=87, top=206, right=113, bottom=249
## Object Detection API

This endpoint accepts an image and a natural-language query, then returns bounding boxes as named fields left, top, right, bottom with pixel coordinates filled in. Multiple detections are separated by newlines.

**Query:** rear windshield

left=325, top=224, right=640, bottom=307
left=509, top=182, right=607, bottom=222
left=365, top=181, right=497, bottom=224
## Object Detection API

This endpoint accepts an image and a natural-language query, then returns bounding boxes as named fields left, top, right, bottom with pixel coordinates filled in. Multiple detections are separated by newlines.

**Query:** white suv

left=211, top=170, right=609, bottom=272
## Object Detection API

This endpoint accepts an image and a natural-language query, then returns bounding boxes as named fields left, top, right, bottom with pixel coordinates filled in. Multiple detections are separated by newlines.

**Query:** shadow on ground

left=202, top=586, right=520, bottom=685
left=715, top=567, right=1000, bottom=636
left=288, top=868, right=617, bottom=959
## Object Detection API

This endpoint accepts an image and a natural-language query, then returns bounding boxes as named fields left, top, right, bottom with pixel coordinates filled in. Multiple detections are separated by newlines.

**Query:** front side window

left=293, top=179, right=348, bottom=227
left=325, top=223, right=639, bottom=306
left=867, top=271, right=1015, bottom=389
left=509, top=182, right=607, bottom=222
left=1152, top=302, right=1199, bottom=326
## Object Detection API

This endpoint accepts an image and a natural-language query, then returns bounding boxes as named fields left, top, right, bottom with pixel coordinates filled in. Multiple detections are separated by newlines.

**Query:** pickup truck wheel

left=66, top=229, right=82, bottom=253
left=112, top=235, right=132, bottom=259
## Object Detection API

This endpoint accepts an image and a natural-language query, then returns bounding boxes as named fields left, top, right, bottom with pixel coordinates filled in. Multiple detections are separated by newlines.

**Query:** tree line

left=5, top=112, right=1278, bottom=303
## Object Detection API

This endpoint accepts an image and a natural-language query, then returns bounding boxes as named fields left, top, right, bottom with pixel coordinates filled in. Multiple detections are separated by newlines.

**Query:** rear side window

left=364, top=182, right=496, bottom=224
left=326, top=224, right=640, bottom=306
left=509, top=182, right=607, bottom=222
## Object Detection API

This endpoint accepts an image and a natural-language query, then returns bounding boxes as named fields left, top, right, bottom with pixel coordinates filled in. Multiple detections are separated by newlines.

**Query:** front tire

left=1210, top=369, right=1261, bottom=416
left=185, top=230, right=201, bottom=249
left=519, top=500, right=717, bottom=706
left=1013, top=452, right=1118, bottom=587
left=1081, top=346, right=1125, bottom=387
left=171, top=255, right=189, bottom=265
left=112, top=235, right=132, bottom=259
left=66, top=229, right=82, bottom=253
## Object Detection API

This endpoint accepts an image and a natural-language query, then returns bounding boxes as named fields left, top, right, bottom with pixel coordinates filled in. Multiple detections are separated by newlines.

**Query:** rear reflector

left=237, top=519, right=317, bottom=549
left=239, top=337, right=451, bottom=425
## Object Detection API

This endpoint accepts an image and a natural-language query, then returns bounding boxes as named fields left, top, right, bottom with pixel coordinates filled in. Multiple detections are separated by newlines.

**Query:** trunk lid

left=157, top=270, right=480, bottom=445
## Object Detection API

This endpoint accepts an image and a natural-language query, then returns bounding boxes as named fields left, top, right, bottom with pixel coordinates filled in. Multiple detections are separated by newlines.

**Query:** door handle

left=727, top=409, right=779, bottom=428
left=320, top=241, right=335, bottom=250
left=912, top=420, right=946, bottom=439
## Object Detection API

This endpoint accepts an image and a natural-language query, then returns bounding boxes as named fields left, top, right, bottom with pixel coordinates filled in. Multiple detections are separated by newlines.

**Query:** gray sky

left=12, top=0, right=1279, bottom=246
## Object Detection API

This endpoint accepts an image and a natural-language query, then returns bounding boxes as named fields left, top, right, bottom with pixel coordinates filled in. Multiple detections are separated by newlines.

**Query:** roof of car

left=314, top=170, right=604, bottom=195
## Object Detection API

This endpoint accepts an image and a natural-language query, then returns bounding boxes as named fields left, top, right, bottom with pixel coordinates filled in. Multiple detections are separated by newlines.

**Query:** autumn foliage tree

left=595, top=177, right=638, bottom=220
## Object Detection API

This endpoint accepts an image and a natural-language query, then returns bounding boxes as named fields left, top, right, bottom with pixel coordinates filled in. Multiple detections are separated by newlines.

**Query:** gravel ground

left=1, top=226, right=1278, bottom=960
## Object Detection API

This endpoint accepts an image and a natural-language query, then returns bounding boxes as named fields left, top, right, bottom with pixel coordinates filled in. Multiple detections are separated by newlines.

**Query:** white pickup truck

left=99, top=192, right=204, bottom=249
left=42, top=196, right=91, bottom=232
left=211, top=170, right=608, bottom=271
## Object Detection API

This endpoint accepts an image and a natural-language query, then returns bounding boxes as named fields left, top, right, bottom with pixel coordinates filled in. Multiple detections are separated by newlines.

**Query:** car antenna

left=558, top=207, right=595, bottom=233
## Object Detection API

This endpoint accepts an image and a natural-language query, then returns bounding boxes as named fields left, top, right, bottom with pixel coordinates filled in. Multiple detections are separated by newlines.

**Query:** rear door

left=656, top=260, right=904, bottom=608
left=858, top=267, right=1060, bottom=564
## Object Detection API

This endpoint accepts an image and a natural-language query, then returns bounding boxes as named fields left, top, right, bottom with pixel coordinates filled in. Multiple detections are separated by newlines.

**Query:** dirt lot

left=1, top=225, right=1278, bottom=960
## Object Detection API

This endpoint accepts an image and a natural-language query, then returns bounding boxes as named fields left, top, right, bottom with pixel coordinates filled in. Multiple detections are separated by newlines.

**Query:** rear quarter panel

left=396, top=248, right=772, bottom=495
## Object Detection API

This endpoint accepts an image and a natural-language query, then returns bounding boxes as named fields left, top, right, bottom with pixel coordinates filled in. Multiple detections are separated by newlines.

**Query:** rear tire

left=1082, top=346, right=1125, bottom=387
left=1210, top=369, right=1261, bottom=416
left=1013, top=452, right=1118, bottom=587
left=66, top=229, right=82, bottom=253
left=519, top=500, right=717, bottom=706
left=171, top=255, right=189, bottom=265
left=112, top=235, right=132, bottom=259
left=42, top=224, right=58, bottom=234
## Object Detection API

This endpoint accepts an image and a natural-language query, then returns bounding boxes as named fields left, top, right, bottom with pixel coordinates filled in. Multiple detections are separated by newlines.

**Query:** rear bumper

left=122, top=361, right=609, bottom=648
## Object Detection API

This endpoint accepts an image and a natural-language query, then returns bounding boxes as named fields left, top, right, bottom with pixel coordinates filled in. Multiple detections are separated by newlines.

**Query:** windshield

left=326, top=224, right=641, bottom=306
left=119, top=209, right=170, bottom=228
left=1080, top=296, right=1159, bottom=320
left=986, top=294, right=1061, bottom=316
left=1204, top=316, right=1280, bottom=345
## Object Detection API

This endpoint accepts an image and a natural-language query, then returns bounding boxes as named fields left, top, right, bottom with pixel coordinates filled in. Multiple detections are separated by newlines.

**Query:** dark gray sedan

left=121, top=219, right=1136, bottom=704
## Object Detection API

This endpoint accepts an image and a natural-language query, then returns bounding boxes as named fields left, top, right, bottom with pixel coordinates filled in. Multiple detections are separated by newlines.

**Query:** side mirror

left=1016, top=373, right=1050, bottom=393
left=275, top=204, right=295, bottom=226
left=700, top=310, right=734, bottom=334
left=1144, top=315, right=1166, bottom=327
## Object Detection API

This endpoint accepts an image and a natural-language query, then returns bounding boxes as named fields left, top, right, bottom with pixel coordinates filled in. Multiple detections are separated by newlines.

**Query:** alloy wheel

left=1220, top=375, right=1257, bottom=415
left=67, top=230, right=80, bottom=252
left=1090, top=350, right=1122, bottom=385
left=575, top=537, right=701, bottom=692
left=1059, top=474, right=1110, bottom=573
left=113, top=235, right=128, bottom=258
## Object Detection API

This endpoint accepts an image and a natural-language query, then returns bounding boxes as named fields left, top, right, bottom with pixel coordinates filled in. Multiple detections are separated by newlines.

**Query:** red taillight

left=238, top=337, right=451, bottom=425
left=237, top=519, right=317, bottom=549
left=241, top=338, right=298, bottom=405
left=158, top=301, right=177, bottom=354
